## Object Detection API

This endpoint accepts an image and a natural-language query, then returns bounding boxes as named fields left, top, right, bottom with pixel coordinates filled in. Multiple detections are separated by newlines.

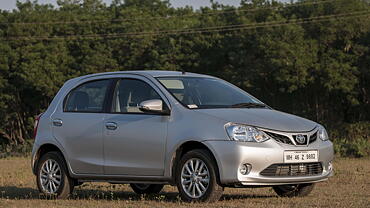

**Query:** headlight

left=318, top=126, right=329, bottom=141
left=225, top=123, right=269, bottom=142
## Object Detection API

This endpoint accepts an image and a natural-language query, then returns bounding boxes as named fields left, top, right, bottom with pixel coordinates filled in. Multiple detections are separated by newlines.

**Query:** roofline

left=73, top=70, right=215, bottom=82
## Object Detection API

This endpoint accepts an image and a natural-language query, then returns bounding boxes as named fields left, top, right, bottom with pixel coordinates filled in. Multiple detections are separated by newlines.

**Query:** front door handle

left=53, top=119, right=63, bottom=127
left=105, top=122, right=117, bottom=130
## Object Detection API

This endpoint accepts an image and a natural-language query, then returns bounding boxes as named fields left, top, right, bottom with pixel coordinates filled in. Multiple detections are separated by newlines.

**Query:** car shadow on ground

left=0, top=186, right=38, bottom=199
left=0, top=186, right=275, bottom=202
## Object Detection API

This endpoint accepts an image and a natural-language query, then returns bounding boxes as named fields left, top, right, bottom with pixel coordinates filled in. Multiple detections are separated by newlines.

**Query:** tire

left=36, top=151, right=74, bottom=199
left=273, top=183, right=315, bottom=197
left=176, top=149, right=223, bottom=202
left=130, top=184, right=164, bottom=195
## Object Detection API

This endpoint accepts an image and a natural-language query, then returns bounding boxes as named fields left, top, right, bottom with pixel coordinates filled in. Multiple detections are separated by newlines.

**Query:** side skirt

left=70, top=174, right=171, bottom=184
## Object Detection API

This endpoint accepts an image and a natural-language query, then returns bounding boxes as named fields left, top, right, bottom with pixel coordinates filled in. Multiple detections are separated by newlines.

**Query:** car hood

left=196, top=108, right=317, bottom=132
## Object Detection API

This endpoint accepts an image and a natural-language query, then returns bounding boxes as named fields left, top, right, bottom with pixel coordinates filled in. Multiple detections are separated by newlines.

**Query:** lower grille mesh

left=260, top=162, right=323, bottom=177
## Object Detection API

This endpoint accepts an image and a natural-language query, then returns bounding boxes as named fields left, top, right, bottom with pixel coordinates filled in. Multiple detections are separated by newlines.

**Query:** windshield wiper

left=230, top=102, right=268, bottom=109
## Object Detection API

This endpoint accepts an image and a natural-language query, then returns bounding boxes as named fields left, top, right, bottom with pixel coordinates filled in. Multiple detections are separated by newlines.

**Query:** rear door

left=51, top=79, right=112, bottom=174
left=103, top=76, right=169, bottom=176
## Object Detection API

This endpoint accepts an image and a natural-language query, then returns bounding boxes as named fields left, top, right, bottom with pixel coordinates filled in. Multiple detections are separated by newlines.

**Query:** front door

left=103, top=77, right=169, bottom=176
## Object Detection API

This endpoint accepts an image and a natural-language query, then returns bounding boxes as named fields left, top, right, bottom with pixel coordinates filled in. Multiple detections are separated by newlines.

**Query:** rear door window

left=64, top=79, right=110, bottom=112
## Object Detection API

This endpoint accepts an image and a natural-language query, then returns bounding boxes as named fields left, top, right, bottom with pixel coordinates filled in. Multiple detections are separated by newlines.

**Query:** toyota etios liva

left=32, top=71, right=333, bottom=202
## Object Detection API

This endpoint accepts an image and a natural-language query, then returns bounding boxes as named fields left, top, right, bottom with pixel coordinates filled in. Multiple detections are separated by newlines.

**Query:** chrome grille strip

left=265, top=132, right=293, bottom=145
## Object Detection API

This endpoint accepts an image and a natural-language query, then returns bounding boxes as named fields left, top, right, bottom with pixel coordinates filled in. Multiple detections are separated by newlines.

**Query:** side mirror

left=139, top=99, right=170, bottom=115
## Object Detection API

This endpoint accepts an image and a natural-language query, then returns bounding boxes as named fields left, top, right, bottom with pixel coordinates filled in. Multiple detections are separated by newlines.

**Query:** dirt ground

left=0, top=157, right=369, bottom=208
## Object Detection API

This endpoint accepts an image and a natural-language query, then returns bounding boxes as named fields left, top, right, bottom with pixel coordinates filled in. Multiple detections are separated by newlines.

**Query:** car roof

left=74, top=70, right=214, bottom=82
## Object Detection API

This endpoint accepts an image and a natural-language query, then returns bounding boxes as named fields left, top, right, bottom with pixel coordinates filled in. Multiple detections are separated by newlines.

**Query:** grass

left=0, top=157, right=369, bottom=208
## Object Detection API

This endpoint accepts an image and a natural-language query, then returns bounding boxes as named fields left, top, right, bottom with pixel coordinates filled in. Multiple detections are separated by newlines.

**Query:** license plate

left=283, top=150, right=318, bottom=163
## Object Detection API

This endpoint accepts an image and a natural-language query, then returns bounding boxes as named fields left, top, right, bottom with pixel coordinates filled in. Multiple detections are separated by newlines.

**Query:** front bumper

left=204, top=139, right=334, bottom=186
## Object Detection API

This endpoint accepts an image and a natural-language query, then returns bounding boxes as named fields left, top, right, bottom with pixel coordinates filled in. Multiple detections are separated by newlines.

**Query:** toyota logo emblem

left=296, top=134, right=306, bottom=144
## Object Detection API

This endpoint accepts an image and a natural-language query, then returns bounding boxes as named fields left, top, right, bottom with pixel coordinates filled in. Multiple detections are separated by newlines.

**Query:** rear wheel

left=273, top=183, right=315, bottom=197
left=176, top=149, right=223, bottom=202
left=36, top=151, right=74, bottom=199
left=130, top=183, right=164, bottom=195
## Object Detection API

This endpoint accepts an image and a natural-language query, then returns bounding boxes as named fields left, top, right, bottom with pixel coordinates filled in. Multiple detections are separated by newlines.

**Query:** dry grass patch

left=0, top=157, right=369, bottom=208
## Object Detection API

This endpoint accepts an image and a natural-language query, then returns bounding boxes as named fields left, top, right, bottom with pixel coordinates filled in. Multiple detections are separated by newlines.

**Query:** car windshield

left=157, top=77, right=266, bottom=109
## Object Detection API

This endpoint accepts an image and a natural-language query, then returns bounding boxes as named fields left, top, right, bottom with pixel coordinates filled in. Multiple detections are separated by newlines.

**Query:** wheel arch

left=32, top=143, right=70, bottom=176
left=169, top=140, right=222, bottom=185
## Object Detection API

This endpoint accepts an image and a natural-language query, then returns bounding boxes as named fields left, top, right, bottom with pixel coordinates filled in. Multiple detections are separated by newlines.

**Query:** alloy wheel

left=39, top=159, right=62, bottom=194
left=181, top=158, right=210, bottom=199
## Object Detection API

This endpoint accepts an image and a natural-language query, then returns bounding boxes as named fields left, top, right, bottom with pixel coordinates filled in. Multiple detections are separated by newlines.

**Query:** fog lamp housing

left=240, top=164, right=252, bottom=175
left=328, top=161, right=333, bottom=172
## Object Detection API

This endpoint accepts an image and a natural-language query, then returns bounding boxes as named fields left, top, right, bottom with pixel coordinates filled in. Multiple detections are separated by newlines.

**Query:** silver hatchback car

left=31, top=71, right=334, bottom=202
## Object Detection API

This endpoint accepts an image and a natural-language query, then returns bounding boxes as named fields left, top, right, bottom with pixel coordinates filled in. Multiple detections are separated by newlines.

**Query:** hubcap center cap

left=191, top=173, right=201, bottom=183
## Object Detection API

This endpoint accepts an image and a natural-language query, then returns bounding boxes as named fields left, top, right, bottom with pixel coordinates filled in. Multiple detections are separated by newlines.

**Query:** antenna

left=181, top=69, right=186, bottom=75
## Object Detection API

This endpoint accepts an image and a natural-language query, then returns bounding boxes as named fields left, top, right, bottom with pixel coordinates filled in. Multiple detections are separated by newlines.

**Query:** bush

left=0, top=139, right=33, bottom=158
left=330, top=122, right=370, bottom=157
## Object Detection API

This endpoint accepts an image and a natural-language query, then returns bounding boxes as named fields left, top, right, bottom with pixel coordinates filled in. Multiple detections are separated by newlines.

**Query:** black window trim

left=63, top=78, right=114, bottom=113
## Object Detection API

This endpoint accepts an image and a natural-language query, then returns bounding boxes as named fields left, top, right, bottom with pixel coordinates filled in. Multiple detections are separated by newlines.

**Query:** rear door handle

left=105, top=122, right=117, bottom=130
left=53, top=119, right=63, bottom=127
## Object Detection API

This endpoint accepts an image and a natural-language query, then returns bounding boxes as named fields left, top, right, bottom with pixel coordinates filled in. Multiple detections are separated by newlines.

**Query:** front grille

left=260, top=162, right=323, bottom=177
left=265, top=131, right=318, bottom=146
left=265, top=132, right=293, bottom=145
left=309, top=132, right=317, bottom=144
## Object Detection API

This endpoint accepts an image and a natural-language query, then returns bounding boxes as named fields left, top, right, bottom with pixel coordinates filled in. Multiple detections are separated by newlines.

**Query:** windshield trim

left=156, top=76, right=268, bottom=110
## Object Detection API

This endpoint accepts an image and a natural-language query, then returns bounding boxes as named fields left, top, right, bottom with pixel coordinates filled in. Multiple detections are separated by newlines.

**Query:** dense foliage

left=0, top=0, right=369, bottom=156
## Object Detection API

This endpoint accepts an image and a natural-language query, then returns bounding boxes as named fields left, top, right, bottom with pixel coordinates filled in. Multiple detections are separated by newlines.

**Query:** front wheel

left=176, top=149, right=224, bottom=202
left=130, top=183, right=164, bottom=195
left=273, top=183, right=315, bottom=197
left=36, top=151, right=74, bottom=199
